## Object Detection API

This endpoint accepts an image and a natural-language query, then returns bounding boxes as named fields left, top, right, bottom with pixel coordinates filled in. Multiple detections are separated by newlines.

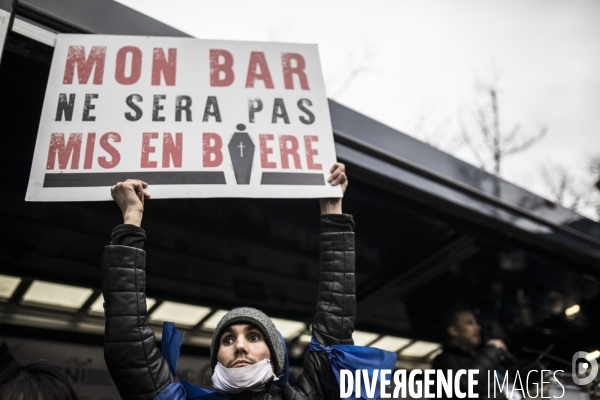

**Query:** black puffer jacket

left=102, top=214, right=355, bottom=400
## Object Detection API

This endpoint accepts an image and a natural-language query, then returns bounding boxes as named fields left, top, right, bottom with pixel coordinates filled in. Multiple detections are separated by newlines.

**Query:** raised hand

left=110, top=179, right=151, bottom=226
left=320, top=162, right=348, bottom=214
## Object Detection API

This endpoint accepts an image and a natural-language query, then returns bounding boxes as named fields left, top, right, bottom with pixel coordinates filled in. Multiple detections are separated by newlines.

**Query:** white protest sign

left=0, top=8, right=10, bottom=63
left=26, top=34, right=341, bottom=201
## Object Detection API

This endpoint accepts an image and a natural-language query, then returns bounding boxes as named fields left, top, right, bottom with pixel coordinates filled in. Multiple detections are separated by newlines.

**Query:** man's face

left=449, top=311, right=481, bottom=350
left=216, top=324, right=271, bottom=368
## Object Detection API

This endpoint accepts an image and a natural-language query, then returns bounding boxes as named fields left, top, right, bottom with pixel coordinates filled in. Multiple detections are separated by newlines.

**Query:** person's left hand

left=328, top=162, right=348, bottom=194
left=320, top=162, right=347, bottom=214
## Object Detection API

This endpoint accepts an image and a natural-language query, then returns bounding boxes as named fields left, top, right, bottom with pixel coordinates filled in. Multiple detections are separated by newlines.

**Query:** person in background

left=432, top=303, right=508, bottom=400
left=0, top=360, right=79, bottom=400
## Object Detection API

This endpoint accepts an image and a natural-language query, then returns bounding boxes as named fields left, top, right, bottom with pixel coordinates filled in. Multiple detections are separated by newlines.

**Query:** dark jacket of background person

left=0, top=360, right=79, bottom=400
left=432, top=344, right=505, bottom=400
left=101, top=214, right=356, bottom=400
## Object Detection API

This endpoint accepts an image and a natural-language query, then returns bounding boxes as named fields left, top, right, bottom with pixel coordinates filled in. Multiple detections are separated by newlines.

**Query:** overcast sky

left=117, top=0, right=600, bottom=218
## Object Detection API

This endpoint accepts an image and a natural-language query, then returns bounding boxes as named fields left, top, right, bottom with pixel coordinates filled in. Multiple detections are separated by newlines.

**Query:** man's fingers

left=124, top=179, right=148, bottom=190
left=329, top=162, right=344, bottom=174
left=130, top=181, right=151, bottom=202
left=331, top=172, right=347, bottom=186
left=139, top=187, right=151, bottom=199
left=137, top=189, right=150, bottom=204
left=110, top=180, right=151, bottom=205
left=328, top=163, right=346, bottom=183
left=332, top=164, right=345, bottom=179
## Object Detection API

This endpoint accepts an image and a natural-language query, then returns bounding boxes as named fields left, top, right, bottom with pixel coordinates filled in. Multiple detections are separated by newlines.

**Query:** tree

left=587, top=155, right=600, bottom=219
left=540, top=162, right=584, bottom=212
left=591, top=155, right=600, bottom=191
left=460, top=77, right=547, bottom=177
left=539, top=156, right=600, bottom=221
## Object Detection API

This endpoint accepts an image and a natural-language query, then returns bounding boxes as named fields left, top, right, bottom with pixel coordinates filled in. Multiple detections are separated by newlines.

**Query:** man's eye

left=223, top=337, right=235, bottom=345
left=249, top=334, right=261, bottom=341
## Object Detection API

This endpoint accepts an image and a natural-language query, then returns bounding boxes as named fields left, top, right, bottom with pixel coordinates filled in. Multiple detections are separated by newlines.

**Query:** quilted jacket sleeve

left=102, top=240, right=173, bottom=399
left=286, top=214, right=356, bottom=400
left=312, top=214, right=356, bottom=347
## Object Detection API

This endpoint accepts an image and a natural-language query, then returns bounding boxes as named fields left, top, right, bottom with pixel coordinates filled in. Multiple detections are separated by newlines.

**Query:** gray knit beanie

left=210, top=307, right=285, bottom=376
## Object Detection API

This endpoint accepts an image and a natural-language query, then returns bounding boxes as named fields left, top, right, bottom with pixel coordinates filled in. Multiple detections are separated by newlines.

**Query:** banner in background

left=0, top=336, right=212, bottom=400
left=26, top=34, right=340, bottom=201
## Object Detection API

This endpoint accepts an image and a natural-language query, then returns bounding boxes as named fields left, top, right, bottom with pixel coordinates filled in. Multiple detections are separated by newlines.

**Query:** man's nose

left=234, top=337, right=249, bottom=354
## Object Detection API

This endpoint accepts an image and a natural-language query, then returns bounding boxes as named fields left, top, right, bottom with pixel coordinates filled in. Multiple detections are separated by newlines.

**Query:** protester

left=101, top=163, right=395, bottom=400
left=0, top=360, right=79, bottom=400
left=432, top=303, right=507, bottom=400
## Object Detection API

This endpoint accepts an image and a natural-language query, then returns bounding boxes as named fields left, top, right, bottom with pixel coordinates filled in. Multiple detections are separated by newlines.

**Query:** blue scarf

left=155, top=323, right=394, bottom=400
left=155, top=322, right=227, bottom=400
left=308, top=338, right=397, bottom=400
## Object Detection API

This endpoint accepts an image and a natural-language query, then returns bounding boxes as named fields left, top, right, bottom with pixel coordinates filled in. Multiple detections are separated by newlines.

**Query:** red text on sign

left=280, top=135, right=301, bottom=169
left=259, top=134, right=323, bottom=170
left=141, top=132, right=183, bottom=168
left=63, top=45, right=177, bottom=86
left=282, top=53, right=310, bottom=90
left=98, top=132, right=121, bottom=169
left=210, top=50, right=309, bottom=90
left=47, top=133, right=82, bottom=169
left=210, top=50, right=235, bottom=87
left=246, top=52, right=274, bottom=89
left=259, top=134, right=276, bottom=168
left=46, top=132, right=121, bottom=170
left=304, top=136, right=322, bottom=170
left=63, top=46, right=106, bottom=85
left=203, top=133, right=223, bottom=167
left=115, top=46, right=142, bottom=85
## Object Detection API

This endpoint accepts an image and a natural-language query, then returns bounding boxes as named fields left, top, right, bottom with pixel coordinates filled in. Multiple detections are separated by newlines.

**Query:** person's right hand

left=110, top=179, right=151, bottom=226
left=486, top=339, right=508, bottom=352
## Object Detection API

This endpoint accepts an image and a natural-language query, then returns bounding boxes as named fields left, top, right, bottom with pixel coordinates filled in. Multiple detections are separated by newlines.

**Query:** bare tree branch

left=503, top=126, right=547, bottom=156
left=460, top=75, right=547, bottom=176
left=460, top=114, right=488, bottom=170
left=540, top=162, right=586, bottom=212
left=502, top=124, right=522, bottom=146
left=475, top=106, right=494, bottom=150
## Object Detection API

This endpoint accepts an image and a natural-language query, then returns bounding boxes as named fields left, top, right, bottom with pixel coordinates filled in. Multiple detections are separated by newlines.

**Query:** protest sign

left=0, top=8, right=10, bottom=63
left=26, top=34, right=341, bottom=201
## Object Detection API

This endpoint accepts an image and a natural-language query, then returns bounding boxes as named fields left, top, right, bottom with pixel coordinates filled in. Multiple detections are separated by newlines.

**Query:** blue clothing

left=156, top=322, right=227, bottom=400
left=156, top=323, right=392, bottom=400
left=308, top=338, right=397, bottom=400
left=155, top=380, right=227, bottom=400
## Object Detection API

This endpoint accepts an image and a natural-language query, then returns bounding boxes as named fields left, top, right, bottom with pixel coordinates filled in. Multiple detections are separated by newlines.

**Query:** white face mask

left=211, top=359, right=278, bottom=393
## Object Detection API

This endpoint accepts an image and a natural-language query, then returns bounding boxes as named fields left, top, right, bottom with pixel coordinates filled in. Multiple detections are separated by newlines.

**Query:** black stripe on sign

left=43, top=172, right=226, bottom=187
left=261, top=172, right=325, bottom=185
